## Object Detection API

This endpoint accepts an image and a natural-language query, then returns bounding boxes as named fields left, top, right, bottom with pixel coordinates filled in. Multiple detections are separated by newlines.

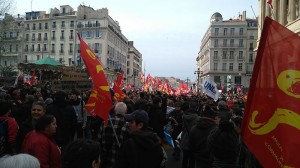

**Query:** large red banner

left=78, top=34, right=112, bottom=124
left=241, top=17, right=300, bottom=168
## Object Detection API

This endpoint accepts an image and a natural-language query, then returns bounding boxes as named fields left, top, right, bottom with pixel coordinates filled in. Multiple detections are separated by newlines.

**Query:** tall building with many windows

left=127, top=41, right=142, bottom=86
left=0, top=13, right=24, bottom=67
left=0, top=4, right=142, bottom=83
left=197, top=11, right=258, bottom=90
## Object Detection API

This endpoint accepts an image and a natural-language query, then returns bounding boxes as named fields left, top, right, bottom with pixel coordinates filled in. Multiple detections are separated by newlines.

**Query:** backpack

left=0, top=119, right=9, bottom=157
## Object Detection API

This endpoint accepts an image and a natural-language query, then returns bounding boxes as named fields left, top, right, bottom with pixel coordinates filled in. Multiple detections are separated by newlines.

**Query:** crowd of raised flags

left=77, top=13, right=300, bottom=167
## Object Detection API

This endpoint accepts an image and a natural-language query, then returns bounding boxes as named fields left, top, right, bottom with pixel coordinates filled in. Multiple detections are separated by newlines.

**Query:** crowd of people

left=0, top=82, right=264, bottom=168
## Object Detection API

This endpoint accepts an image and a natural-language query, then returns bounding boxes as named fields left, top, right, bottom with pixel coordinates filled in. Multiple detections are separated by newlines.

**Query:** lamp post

left=194, top=68, right=203, bottom=92
left=185, top=77, right=190, bottom=89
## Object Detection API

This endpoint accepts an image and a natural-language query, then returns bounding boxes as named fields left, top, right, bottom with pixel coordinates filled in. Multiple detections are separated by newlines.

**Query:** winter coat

left=148, top=104, right=168, bottom=140
left=180, top=109, right=199, bottom=151
left=114, top=130, right=164, bottom=168
left=21, top=131, right=61, bottom=168
left=46, top=101, right=77, bottom=148
left=189, top=117, right=217, bottom=167
left=16, top=117, right=35, bottom=152
left=0, top=116, right=18, bottom=155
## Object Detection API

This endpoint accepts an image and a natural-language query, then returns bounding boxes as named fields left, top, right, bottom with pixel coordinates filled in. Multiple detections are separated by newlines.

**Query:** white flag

left=202, top=77, right=220, bottom=101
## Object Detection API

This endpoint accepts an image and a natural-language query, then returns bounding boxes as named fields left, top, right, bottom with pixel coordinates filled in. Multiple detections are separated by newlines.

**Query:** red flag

left=140, top=72, right=145, bottom=83
left=78, top=34, right=112, bottom=124
left=267, top=0, right=273, bottom=9
left=115, top=72, right=124, bottom=88
left=113, top=82, right=126, bottom=101
left=145, top=73, right=152, bottom=84
left=241, top=17, right=300, bottom=168
left=30, top=71, right=35, bottom=85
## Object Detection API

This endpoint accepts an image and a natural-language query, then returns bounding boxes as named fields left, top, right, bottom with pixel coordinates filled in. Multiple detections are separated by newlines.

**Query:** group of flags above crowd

left=79, top=13, right=300, bottom=167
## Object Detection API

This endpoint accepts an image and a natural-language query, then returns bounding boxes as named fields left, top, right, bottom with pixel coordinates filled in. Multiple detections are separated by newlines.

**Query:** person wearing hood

left=46, top=90, right=77, bottom=149
left=70, top=89, right=87, bottom=139
left=180, top=101, right=199, bottom=168
left=189, top=108, right=218, bottom=168
left=114, top=110, right=165, bottom=168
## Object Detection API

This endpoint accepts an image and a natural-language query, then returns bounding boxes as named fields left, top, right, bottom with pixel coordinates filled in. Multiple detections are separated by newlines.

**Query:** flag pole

left=251, top=5, right=261, bottom=31
left=108, top=115, right=120, bottom=148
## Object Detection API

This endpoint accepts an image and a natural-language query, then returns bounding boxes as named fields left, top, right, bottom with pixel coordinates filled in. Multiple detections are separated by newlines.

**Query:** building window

left=61, top=21, right=65, bottom=28
left=222, top=51, right=227, bottom=59
left=230, top=39, right=234, bottom=47
left=61, top=30, right=65, bottom=39
left=43, top=44, right=47, bottom=51
left=239, top=51, right=243, bottom=59
left=26, top=34, right=29, bottom=41
left=229, top=51, right=234, bottom=59
left=37, top=55, right=40, bottom=60
left=9, top=45, right=12, bottom=52
left=39, top=23, right=42, bottom=29
left=235, top=76, right=241, bottom=85
left=214, top=39, right=218, bottom=47
left=249, top=53, right=253, bottom=62
left=31, top=44, right=35, bottom=51
left=214, top=63, right=218, bottom=71
left=238, top=63, right=243, bottom=71
left=239, top=39, right=243, bottom=47
left=95, top=31, right=101, bottom=38
left=249, top=43, right=254, bottom=51
left=16, top=44, right=18, bottom=52
left=223, top=39, right=227, bottom=47
left=215, top=28, right=219, bottom=36
left=223, top=28, right=227, bottom=36
left=60, top=44, right=64, bottom=53
left=52, top=22, right=56, bottom=28
left=229, top=63, right=234, bottom=71
left=33, top=23, right=36, bottom=30
left=69, top=43, right=73, bottom=53
left=32, top=34, right=35, bottom=41
left=213, top=51, right=218, bottom=59
left=87, top=31, right=93, bottom=38
left=37, top=44, right=40, bottom=51
left=9, top=32, right=13, bottom=38
left=239, top=28, right=244, bottom=35
left=45, top=23, right=48, bottom=29
left=70, top=21, right=74, bottom=28
left=51, top=44, right=55, bottom=52
left=52, top=31, right=55, bottom=40
left=222, top=63, right=227, bottom=71
left=230, top=28, right=235, bottom=35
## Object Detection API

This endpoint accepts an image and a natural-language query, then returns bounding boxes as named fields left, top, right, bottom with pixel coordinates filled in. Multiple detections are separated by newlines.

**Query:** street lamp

left=185, top=77, right=190, bottom=88
left=194, top=68, right=203, bottom=92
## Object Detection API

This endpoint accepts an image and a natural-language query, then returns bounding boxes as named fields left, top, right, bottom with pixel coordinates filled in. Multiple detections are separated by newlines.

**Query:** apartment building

left=0, top=4, right=143, bottom=84
left=127, top=41, right=142, bottom=86
left=197, top=11, right=258, bottom=90
left=0, top=14, right=23, bottom=67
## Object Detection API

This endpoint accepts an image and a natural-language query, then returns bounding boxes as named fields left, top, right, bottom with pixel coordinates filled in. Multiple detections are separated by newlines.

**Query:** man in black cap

left=114, top=110, right=165, bottom=168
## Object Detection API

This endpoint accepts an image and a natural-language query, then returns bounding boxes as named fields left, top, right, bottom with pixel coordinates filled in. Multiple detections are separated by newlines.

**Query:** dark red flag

left=78, top=34, right=112, bottom=124
left=241, top=17, right=300, bottom=168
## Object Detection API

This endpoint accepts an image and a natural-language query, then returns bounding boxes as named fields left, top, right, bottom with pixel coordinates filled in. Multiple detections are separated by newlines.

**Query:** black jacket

left=148, top=104, right=167, bottom=140
left=189, top=117, right=217, bottom=167
left=114, top=130, right=163, bottom=168
left=46, top=100, right=77, bottom=148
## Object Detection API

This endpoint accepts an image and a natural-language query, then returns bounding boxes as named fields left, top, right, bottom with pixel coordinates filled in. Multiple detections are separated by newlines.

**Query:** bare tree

left=0, top=0, right=14, bottom=15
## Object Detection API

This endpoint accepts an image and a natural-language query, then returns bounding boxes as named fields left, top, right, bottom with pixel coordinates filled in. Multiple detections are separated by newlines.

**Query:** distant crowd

left=0, top=82, right=263, bottom=168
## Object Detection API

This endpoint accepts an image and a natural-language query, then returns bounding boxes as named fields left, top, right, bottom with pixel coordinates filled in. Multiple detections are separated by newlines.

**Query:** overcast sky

left=13, top=0, right=259, bottom=81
